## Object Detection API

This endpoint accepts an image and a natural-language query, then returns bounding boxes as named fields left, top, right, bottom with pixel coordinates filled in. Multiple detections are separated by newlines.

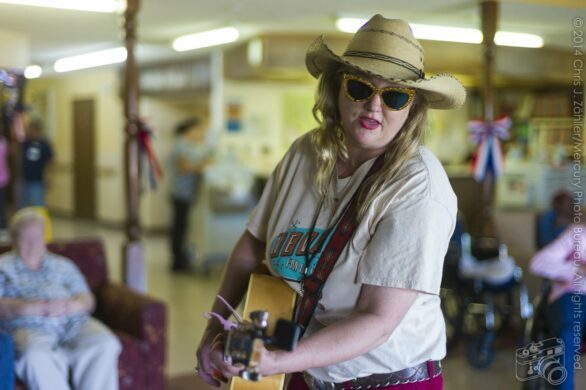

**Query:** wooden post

left=10, top=75, right=25, bottom=212
left=122, top=0, right=146, bottom=292
left=480, top=0, right=498, bottom=237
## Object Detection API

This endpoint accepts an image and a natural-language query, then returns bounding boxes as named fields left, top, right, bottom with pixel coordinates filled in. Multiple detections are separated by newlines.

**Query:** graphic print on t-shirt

left=26, top=144, right=42, bottom=161
left=268, top=226, right=333, bottom=282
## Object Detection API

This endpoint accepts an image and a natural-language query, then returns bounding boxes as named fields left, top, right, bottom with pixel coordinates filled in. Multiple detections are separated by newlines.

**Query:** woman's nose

left=365, top=93, right=383, bottom=112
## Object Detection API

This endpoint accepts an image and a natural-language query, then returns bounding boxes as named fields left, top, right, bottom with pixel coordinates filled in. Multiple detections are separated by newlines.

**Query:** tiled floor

left=50, top=217, right=585, bottom=389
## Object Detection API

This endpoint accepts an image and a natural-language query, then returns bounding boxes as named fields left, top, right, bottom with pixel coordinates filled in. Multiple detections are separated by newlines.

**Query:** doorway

left=73, top=99, right=96, bottom=220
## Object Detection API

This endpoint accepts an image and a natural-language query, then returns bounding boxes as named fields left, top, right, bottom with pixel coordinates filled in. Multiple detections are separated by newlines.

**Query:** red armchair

left=0, top=238, right=167, bottom=390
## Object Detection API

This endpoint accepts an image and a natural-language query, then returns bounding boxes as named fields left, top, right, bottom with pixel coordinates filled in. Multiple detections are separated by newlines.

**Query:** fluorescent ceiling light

left=172, top=27, right=239, bottom=52
left=24, top=65, right=42, bottom=79
left=0, top=0, right=124, bottom=12
left=495, top=31, right=543, bottom=48
left=335, top=18, right=543, bottom=48
left=336, top=18, right=366, bottom=33
left=54, top=47, right=127, bottom=72
left=410, top=24, right=483, bottom=44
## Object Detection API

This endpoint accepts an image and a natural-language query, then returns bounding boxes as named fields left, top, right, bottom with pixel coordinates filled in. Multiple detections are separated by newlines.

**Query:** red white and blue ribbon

left=137, top=119, right=164, bottom=190
left=468, top=116, right=511, bottom=182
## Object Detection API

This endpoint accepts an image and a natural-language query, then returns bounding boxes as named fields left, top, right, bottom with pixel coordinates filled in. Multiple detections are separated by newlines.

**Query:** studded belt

left=302, top=360, right=442, bottom=390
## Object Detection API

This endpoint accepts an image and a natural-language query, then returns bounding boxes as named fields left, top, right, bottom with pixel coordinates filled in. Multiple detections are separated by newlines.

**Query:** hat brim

left=306, top=36, right=466, bottom=110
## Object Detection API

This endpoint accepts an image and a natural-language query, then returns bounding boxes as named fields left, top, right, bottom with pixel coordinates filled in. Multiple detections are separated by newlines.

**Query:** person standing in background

left=169, top=117, right=210, bottom=272
left=21, top=119, right=53, bottom=208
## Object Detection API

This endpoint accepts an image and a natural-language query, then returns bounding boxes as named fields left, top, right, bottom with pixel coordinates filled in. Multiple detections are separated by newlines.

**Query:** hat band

left=343, top=50, right=425, bottom=79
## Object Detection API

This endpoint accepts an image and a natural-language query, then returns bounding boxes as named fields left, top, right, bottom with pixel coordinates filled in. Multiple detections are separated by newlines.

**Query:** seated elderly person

left=0, top=208, right=121, bottom=390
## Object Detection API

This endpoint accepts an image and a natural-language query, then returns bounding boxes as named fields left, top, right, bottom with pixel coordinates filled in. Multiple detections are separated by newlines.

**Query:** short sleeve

left=46, top=141, right=54, bottom=161
left=530, top=225, right=576, bottom=282
left=60, top=260, right=90, bottom=295
left=356, top=198, right=455, bottom=295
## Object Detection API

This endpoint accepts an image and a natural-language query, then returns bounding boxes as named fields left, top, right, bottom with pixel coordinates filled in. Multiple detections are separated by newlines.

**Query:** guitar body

left=230, top=273, right=297, bottom=390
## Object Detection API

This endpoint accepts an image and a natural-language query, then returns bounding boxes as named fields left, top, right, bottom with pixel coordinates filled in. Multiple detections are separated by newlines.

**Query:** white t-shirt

left=247, top=133, right=457, bottom=382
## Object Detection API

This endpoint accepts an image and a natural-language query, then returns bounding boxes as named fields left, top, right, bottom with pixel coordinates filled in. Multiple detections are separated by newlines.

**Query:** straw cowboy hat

left=306, top=14, right=466, bottom=109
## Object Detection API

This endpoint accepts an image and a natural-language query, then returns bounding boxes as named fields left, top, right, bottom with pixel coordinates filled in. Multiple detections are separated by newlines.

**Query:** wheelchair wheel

left=519, top=315, right=534, bottom=348
left=440, top=288, right=465, bottom=351
left=520, top=287, right=550, bottom=348
left=466, top=332, right=496, bottom=369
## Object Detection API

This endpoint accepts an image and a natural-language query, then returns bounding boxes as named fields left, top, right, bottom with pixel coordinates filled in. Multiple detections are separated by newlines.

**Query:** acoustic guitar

left=229, top=273, right=297, bottom=390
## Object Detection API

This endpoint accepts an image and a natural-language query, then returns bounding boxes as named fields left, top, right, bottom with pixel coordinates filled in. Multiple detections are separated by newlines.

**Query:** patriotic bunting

left=468, top=116, right=511, bottom=182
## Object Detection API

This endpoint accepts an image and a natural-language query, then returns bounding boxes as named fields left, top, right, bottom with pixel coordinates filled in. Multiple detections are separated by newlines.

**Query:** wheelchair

left=441, top=227, right=533, bottom=369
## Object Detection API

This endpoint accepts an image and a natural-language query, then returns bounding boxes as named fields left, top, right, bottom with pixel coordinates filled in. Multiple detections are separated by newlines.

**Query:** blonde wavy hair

left=310, top=62, right=429, bottom=220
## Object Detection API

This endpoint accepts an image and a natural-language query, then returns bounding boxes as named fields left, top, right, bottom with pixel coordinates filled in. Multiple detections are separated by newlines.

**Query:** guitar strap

left=293, top=154, right=385, bottom=335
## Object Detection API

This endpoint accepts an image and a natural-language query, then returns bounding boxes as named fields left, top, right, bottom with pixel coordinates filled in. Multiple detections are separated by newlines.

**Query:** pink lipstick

left=359, top=116, right=380, bottom=130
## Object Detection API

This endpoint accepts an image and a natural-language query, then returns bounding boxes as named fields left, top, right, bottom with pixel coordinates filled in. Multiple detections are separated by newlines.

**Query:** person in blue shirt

left=20, top=119, right=53, bottom=208
left=169, top=117, right=210, bottom=272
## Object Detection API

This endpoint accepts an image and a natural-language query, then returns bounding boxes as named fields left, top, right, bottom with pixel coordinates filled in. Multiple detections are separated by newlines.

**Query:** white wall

left=220, top=79, right=316, bottom=173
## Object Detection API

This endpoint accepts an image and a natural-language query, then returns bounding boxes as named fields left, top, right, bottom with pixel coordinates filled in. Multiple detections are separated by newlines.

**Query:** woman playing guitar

left=196, top=14, right=466, bottom=390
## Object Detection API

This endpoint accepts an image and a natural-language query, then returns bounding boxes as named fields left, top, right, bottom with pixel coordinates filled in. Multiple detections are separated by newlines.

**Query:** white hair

left=10, top=207, right=45, bottom=240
